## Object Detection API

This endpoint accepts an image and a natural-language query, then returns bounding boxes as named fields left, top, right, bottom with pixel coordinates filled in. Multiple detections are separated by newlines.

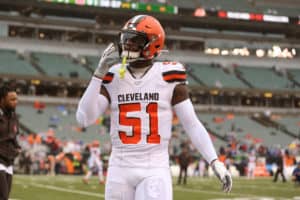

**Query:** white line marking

left=28, top=182, right=104, bottom=198
left=173, top=186, right=290, bottom=199
left=174, top=186, right=256, bottom=197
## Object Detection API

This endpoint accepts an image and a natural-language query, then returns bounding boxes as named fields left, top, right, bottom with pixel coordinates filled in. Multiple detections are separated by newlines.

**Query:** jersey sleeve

left=102, top=72, right=114, bottom=84
left=161, top=62, right=187, bottom=84
left=102, top=64, right=120, bottom=84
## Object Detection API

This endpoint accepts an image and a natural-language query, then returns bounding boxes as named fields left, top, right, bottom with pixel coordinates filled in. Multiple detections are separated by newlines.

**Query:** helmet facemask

left=119, top=30, right=150, bottom=63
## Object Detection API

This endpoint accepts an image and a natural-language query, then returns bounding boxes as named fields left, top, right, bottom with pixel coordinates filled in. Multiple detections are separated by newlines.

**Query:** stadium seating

left=188, top=63, right=248, bottom=88
left=198, top=112, right=294, bottom=147
left=17, top=104, right=110, bottom=143
left=236, top=66, right=296, bottom=90
left=1, top=47, right=298, bottom=94
left=288, top=69, right=300, bottom=85
left=31, top=52, right=92, bottom=79
left=275, top=115, right=300, bottom=137
left=83, top=55, right=99, bottom=70
left=0, top=49, right=39, bottom=76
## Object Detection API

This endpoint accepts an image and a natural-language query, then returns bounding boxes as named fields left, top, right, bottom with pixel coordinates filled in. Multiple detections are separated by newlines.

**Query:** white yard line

left=173, top=187, right=292, bottom=199
left=174, top=186, right=257, bottom=197
left=16, top=182, right=104, bottom=199
left=175, top=186, right=299, bottom=200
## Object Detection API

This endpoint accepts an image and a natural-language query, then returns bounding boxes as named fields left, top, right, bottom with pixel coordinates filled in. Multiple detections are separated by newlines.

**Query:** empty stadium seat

left=237, top=66, right=296, bottom=90
left=31, top=52, right=92, bottom=79
left=0, top=49, right=39, bottom=76
left=17, top=104, right=110, bottom=143
left=198, top=112, right=293, bottom=147
left=188, top=63, right=248, bottom=88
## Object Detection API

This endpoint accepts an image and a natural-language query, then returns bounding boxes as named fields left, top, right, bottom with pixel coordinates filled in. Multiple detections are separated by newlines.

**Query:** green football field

left=10, top=175, right=300, bottom=200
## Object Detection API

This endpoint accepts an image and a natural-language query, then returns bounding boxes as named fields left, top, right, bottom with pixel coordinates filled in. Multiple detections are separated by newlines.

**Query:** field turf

left=10, top=175, right=300, bottom=200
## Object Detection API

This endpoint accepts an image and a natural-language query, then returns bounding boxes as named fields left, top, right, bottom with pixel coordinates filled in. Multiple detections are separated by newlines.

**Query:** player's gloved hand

left=211, top=159, right=232, bottom=193
left=94, top=43, right=120, bottom=79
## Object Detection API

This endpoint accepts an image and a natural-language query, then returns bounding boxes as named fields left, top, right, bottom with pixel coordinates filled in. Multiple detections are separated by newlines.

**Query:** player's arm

left=76, top=78, right=109, bottom=127
left=76, top=43, right=117, bottom=127
left=172, top=84, right=232, bottom=193
left=172, top=84, right=217, bottom=163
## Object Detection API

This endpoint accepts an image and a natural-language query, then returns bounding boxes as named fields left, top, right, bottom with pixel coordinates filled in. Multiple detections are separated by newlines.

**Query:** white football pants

left=105, top=166, right=172, bottom=200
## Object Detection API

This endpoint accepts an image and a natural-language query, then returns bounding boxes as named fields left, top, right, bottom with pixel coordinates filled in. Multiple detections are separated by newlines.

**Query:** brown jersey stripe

left=162, top=70, right=186, bottom=76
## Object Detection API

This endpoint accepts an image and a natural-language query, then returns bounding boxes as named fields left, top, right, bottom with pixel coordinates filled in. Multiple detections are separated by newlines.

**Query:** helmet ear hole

left=155, top=45, right=160, bottom=48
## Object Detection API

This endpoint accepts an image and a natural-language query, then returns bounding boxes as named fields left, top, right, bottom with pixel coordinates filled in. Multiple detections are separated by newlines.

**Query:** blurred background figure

left=83, top=140, right=104, bottom=185
left=291, top=162, right=300, bottom=186
left=177, top=145, right=192, bottom=185
left=193, top=157, right=207, bottom=178
left=273, top=150, right=286, bottom=183
left=247, top=150, right=257, bottom=179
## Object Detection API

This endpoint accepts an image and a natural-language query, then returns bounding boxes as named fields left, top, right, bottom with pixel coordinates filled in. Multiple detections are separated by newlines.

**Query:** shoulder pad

left=161, top=61, right=187, bottom=83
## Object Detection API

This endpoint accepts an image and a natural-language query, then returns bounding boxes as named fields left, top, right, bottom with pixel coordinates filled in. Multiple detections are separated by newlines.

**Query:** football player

left=76, top=14, right=232, bottom=200
left=247, top=150, right=256, bottom=179
left=0, top=84, right=20, bottom=200
left=83, top=140, right=104, bottom=184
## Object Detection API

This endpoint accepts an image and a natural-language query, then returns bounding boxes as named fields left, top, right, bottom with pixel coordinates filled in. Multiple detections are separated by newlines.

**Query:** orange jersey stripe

left=103, top=73, right=114, bottom=83
left=103, top=75, right=113, bottom=81
left=163, top=73, right=186, bottom=81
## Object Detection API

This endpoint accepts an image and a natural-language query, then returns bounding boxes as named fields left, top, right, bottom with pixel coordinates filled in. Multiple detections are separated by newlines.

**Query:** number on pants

left=118, top=102, right=160, bottom=144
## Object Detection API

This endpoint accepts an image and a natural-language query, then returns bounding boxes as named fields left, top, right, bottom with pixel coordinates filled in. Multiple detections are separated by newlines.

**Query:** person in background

left=247, top=150, right=256, bottom=179
left=273, top=150, right=286, bottom=183
left=0, top=84, right=21, bottom=200
left=292, top=162, right=300, bottom=186
left=83, top=140, right=104, bottom=184
left=177, top=146, right=192, bottom=185
left=283, top=149, right=296, bottom=171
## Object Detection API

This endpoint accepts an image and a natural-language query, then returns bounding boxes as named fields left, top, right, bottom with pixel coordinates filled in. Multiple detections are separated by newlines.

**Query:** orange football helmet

left=118, top=15, right=165, bottom=61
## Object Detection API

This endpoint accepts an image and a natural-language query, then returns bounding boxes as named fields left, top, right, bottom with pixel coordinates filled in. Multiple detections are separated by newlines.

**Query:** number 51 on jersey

left=118, top=102, right=161, bottom=144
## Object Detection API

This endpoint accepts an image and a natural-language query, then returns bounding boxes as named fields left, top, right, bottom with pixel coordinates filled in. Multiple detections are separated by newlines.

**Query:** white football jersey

left=103, top=61, right=186, bottom=168
left=90, top=146, right=101, bottom=158
left=88, top=146, right=102, bottom=169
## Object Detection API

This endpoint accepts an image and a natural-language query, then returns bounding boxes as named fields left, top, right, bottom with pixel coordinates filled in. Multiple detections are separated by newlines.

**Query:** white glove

left=94, top=43, right=120, bottom=79
left=211, top=160, right=232, bottom=193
